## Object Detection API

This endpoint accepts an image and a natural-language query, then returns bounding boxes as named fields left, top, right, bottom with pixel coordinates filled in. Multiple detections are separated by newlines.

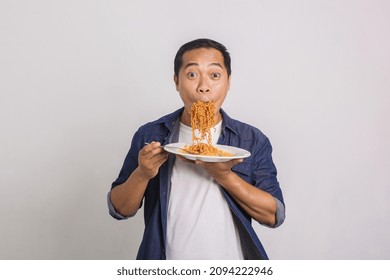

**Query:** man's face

left=174, top=47, right=231, bottom=126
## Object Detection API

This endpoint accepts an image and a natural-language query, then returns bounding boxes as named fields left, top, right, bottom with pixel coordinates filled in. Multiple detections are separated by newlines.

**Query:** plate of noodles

left=165, top=100, right=250, bottom=162
left=164, top=143, right=251, bottom=162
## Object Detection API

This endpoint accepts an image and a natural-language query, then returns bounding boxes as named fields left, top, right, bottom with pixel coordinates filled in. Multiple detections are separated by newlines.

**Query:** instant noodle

left=183, top=101, right=233, bottom=156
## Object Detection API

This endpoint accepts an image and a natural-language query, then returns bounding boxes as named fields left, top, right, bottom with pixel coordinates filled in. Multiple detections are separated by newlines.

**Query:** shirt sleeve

left=259, top=197, right=285, bottom=228
left=273, top=197, right=286, bottom=228
left=107, top=190, right=130, bottom=220
left=251, top=134, right=286, bottom=228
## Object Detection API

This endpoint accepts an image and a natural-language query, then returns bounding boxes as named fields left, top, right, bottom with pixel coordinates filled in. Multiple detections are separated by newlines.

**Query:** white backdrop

left=1, top=0, right=389, bottom=259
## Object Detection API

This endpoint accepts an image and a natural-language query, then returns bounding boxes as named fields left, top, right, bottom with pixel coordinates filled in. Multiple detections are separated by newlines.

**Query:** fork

left=144, top=142, right=165, bottom=148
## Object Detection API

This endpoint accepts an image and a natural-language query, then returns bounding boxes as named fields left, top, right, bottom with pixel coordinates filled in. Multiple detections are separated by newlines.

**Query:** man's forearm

left=110, top=167, right=149, bottom=218
left=217, top=171, right=277, bottom=226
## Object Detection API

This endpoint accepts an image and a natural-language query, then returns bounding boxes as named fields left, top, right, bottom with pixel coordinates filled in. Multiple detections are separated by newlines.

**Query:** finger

left=141, top=141, right=160, bottom=153
left=153, top=153, right=169, bottom=167
left=195, top=158, right=242, bottom=170
left=177, top=155, right=196, bottom=164
left=141, top=151, right=168, bottom=167
left=141, top=142, right=164, bottom=158
left=151, top=151, right=169, bottom=163
left=146, top=152, right=168, bottom=173
left=194, top=160, right=211, bottom=168
left=231, top=158, right=244, bottom=166
left=139, top=151, right=168, bottom=176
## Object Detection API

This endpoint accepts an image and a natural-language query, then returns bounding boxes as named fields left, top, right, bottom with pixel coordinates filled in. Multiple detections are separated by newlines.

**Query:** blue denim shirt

left=108, top=108, right=285, bottom=259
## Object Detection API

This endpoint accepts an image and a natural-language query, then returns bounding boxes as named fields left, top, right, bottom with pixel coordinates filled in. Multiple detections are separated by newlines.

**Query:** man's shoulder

left=222, top=110, right=267, bottom=140
left=138, top=108, right=183, bottom=132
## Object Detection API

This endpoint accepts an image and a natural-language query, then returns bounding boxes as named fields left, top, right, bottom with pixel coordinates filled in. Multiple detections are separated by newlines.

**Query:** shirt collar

left=152, top=107, right=183, bottom=132
left=220, top=108, right=240, bottom=136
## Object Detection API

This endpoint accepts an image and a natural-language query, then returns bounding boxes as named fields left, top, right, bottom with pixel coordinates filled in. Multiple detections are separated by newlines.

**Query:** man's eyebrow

left=209, top=62, right=223, bottom=68
left=183, top=62, right=223, bottom=69
left=183, top=62, right=199, bottom=69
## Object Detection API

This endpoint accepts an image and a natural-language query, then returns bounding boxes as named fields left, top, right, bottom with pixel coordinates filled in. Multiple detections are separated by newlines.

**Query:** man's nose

left=197, top=77, right=210, bottom=94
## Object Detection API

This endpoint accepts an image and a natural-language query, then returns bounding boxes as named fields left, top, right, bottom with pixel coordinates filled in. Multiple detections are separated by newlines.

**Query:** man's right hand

left=138, top=142, right=169, bottom=180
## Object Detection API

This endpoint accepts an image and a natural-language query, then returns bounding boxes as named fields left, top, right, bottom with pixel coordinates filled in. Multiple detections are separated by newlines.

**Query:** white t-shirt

left=166, top=122, right=243, bottom=259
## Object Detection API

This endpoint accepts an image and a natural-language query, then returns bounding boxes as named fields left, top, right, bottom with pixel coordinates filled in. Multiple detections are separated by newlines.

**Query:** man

left=108, top=38, right=285, bottom=259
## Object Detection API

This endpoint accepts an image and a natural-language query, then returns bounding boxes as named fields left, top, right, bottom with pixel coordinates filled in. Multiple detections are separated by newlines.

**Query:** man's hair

left=174, top=38, right=231, bottom=77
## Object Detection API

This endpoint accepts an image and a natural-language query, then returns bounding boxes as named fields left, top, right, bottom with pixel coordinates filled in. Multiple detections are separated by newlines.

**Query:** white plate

left=164, top=143, right=251, bottom=162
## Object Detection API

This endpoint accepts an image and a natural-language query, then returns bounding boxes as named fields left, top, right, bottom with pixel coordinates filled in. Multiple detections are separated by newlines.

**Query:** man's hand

left=177, top=155, right=242, bottom=182
left=138, top=142, right=169, bottom=180
left=194, top=158, right=243, bottom=182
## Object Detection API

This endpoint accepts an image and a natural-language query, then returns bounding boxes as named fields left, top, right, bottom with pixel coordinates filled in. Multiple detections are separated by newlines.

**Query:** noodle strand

left=183, top=101, right=233, bottom=156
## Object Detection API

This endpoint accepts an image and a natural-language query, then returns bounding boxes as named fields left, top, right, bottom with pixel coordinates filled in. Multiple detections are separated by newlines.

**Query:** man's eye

left=187, top=72, right=198, bottom=78
left=211, top=73, right=221, bottom=79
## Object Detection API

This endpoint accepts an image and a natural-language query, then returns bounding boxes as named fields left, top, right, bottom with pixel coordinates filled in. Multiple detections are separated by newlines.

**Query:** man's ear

left=173, top=74, right=179, bottom=91
left=228, top=75, right=232, bottom=91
